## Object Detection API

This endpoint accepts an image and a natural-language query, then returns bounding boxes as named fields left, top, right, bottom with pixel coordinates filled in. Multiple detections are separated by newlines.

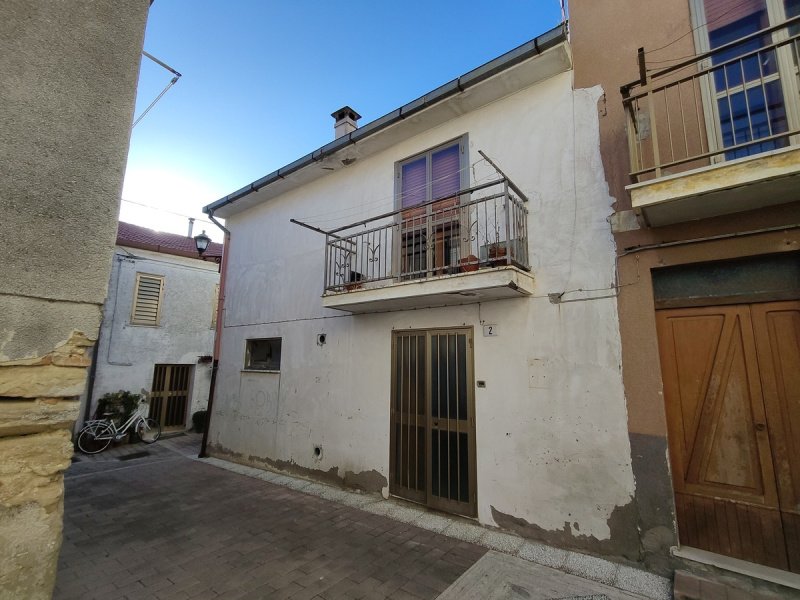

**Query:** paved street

left=55, top=435, right=663, bottom=600
left=55, top=435, right=486, bottom=600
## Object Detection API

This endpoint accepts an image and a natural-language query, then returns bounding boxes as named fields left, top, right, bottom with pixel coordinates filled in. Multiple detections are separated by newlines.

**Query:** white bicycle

left=77, top=400, right=161, bottom=454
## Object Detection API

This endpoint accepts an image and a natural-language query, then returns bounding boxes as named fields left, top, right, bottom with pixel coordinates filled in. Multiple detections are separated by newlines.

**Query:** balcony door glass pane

left=401, top=156, right=427, bottom=208
left=431, top=144, right=461, bottom=200
left=703, top=0, right=789, bottom=156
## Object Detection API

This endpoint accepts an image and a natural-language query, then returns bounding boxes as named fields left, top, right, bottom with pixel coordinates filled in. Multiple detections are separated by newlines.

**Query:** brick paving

left=55, top=435, right=487, bottom=600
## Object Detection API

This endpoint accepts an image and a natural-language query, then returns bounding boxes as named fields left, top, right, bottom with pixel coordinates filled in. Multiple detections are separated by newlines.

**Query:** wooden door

left=657, top=302, right=800, bottom=572
left=150, top=364, right=193, bottom=432
left=390, top=329, right=477, bottom=517
left=752, top=301, right=800, bottom=573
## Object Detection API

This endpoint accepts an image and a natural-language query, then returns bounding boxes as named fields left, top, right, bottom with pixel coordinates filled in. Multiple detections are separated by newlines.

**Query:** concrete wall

left=209, top=70, right=644, bottom=563
left=0, top=1, right=148, bottom=597
left=87, top=248, right=219, bottom=425
left=570, top=0, right=800, bottom=576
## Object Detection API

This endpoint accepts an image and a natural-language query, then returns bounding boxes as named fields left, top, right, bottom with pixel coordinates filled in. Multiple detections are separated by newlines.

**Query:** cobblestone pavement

left=55, top=435, right=487, bottom=600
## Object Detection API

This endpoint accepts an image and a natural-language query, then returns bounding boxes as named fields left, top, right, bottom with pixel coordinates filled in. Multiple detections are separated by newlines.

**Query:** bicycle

left=77, top=400, right=161, bottom=454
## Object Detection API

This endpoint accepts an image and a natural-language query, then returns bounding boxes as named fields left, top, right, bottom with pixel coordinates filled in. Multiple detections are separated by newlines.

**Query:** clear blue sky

left=122, top=1, right=565, bottom=241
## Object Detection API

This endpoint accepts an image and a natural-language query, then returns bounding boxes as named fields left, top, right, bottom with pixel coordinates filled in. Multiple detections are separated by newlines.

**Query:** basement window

left=245, top=338, right=281, bottom=371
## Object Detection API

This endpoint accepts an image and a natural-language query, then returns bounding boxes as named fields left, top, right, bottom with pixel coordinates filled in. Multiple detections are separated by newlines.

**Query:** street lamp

left=194, top=230, right=211, bottom=256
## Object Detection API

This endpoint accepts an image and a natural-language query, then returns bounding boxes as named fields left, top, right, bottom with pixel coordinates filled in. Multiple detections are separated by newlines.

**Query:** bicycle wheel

left=136, top=418, right=161, bottom=444
left=77, top=422, right=114, bottom=454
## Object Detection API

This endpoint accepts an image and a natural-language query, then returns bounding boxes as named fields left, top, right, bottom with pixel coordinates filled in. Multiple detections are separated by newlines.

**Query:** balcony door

left=389, top=329, right=477, bottom=517
left=395, top=138, right=467, bottom=279
left=692, top=0, right=800, bottom=160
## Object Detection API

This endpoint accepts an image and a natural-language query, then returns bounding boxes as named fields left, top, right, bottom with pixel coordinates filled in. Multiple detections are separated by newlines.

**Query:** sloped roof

left=117, top=221, right=223, bottom=260
left=204, top=23, right=568, bottom=219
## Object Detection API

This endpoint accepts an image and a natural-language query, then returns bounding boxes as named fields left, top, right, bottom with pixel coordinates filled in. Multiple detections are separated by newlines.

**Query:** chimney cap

left=331, top=106, right=361, bottom=121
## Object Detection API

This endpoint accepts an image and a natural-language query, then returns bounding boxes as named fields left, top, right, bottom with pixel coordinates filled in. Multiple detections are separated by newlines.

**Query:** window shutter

left=431, top=143, right=461, bottom=200
left=131, top=274, right=164, bottom=326
left=401, top=156, right=427, bottom=208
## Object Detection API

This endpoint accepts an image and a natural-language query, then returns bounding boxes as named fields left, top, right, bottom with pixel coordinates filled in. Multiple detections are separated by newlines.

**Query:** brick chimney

left=331, top=106, right=361, bottom=139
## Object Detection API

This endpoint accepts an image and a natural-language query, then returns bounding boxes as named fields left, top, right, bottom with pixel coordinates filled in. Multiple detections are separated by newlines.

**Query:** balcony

left=621, top=16, right=800, bottom=227
left=319, top=178, right=534, bottom=313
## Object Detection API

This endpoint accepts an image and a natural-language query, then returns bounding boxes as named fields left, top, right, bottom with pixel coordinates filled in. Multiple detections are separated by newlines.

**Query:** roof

left=204, top=23, right=569, bottom=219
left=116, top=222, right=223, bottom=261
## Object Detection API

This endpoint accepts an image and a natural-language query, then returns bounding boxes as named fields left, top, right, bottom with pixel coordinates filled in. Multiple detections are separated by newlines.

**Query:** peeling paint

left=209, top=443, right=387, bottom=493
left=490, top=501, right=642, bottom=564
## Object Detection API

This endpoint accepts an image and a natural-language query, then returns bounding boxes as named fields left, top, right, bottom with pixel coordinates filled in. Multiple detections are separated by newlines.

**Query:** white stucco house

left=81, top=222, right=223, bottom=432
left=203, top=24, right=641, bottom=563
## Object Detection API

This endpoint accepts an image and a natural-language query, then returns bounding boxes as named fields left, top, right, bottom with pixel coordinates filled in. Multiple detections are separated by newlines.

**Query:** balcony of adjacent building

left=621, top=11, right=800, bottom=227
left=314, top=178, right=534, bottom=314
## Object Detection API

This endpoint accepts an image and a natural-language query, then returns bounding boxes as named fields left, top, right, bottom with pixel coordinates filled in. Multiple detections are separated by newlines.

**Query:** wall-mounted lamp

left=194, top=230, right=211, bottom=256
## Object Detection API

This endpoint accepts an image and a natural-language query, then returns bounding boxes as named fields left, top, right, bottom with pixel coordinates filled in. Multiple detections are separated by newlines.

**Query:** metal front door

left=657, top=302, right=800, bottom=573
left=390, top=329, right=476, bottom=517
left=150, top=364, right=192, bottom=432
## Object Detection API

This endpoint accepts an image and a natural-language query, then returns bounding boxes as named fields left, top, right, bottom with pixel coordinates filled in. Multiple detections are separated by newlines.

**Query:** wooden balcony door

left=150, top=364, right=193, bottom=432
left=656, top=301, right=800, bottom=573
left=390, top=329, right=477, bottom=517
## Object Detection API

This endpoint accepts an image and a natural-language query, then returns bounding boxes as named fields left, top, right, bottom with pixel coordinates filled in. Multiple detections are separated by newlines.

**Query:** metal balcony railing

left=323, top=178, right=529, bottom=294
left=621, top=15, right=800, bottom=182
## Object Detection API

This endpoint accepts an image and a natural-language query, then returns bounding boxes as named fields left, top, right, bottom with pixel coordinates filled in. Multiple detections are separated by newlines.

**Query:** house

left=571, top=0, right=800, bottom=593
left=0, top=2, right=149, bottom=597
left=202, top=24, right=649, bottom=569
left=81, top=222, right=223, bottom=433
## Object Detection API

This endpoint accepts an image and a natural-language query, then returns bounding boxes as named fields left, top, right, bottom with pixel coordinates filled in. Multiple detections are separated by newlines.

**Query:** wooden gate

left=657, top=301, right=800, bottom=573
left=150, top=364, right=193, bottom=432
left=390, top=329, right=476, bottom=517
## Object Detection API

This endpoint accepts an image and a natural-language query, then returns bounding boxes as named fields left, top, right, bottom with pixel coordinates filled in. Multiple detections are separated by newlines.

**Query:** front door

left=389, top=329, right=477, bottom=517
left=150, top=364, right=193, bottom=432
left=657, top=301, right=800, bottom=573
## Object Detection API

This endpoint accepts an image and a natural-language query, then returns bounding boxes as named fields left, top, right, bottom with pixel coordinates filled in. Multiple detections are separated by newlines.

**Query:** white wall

left=89, top=247, right=219, bottom=425
left=210, top=72, right=634, bottom=544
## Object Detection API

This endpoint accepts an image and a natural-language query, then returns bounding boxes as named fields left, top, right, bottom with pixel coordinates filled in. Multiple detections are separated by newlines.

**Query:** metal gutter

left=204, top=22, right=568, bottom=215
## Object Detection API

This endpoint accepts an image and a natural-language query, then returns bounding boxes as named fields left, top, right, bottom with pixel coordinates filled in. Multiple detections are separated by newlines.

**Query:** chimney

left=188, top=217, right=195, bottom=238
left=331, top=106, right=361, bottom=139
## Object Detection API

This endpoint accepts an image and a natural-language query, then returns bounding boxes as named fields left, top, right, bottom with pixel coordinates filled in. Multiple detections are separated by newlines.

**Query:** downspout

left=199, top=212, right=230, bottom=458
left=82, top=325, right=103, bottom=425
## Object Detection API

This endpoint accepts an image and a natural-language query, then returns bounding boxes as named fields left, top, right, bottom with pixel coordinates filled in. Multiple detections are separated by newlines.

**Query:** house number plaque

left=483, top=324, right=498, bottom=337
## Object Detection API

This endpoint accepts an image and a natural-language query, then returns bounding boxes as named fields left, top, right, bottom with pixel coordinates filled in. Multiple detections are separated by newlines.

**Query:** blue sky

left=122, top=1, right=565, bottom=241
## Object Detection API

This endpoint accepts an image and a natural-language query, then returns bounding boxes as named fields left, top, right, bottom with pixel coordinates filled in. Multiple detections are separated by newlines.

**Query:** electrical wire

left=645, top=0, right=755, bottom=58
left=121, top=198, right=216, bottom=226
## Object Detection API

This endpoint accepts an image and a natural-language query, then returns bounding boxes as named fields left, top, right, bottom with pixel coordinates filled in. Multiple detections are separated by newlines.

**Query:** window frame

left=689, top=0, right=800, bottom=160
left=130, top=272, right=165, bottom=327
left=243, top=338, right=282, bottom=372
left=394, top=135, right=469, bottom=212
left=393, top=136, right=469, bottom=279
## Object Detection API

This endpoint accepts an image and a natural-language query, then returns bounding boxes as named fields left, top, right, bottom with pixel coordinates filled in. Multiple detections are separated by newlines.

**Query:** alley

left=55, top=435, right=485, bottom=600
left=54, top=436, right=660, bottom=600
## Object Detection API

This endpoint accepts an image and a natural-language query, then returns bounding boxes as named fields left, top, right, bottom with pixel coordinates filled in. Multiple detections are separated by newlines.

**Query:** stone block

left=0, top=398, right=80, bottom=437
left=0, top=430, right=73, bottom=510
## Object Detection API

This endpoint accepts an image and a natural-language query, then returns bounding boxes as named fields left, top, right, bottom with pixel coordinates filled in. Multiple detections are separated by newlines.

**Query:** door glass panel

left=703, top=0, right=789, bottom=157
left=717, top=80, right=789, bottom=157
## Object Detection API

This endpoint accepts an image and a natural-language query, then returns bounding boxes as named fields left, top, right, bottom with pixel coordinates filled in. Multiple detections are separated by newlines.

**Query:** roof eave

left=204, top=22, right=569, bottom=218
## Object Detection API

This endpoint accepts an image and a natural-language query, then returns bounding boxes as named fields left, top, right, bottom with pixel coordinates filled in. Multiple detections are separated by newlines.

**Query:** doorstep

left=198, top=455, right=671, bottom=600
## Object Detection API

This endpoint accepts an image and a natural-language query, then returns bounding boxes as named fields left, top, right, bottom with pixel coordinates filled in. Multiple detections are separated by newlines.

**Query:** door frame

left=389, top=327, right=478, bottom=517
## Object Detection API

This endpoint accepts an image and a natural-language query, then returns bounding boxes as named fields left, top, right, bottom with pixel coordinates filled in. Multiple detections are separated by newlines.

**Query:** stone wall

left=0, top=1, right=149, bottom=597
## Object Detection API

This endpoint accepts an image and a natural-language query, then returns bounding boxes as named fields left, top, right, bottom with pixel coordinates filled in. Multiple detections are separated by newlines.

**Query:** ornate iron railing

left=323, top=178, right=529, bottom=293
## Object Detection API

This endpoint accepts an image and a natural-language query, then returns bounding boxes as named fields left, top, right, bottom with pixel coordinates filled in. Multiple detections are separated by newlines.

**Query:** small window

left=131, top=273, right=164, bottom=326
left=245, top=338, right=281, bottom=371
